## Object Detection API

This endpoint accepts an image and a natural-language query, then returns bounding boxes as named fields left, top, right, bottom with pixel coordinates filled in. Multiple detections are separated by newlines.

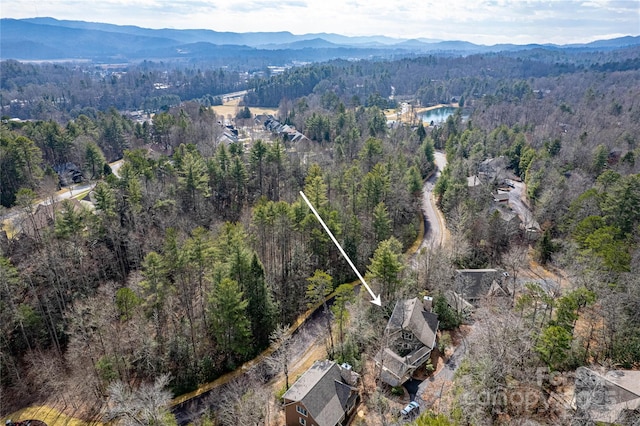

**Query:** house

left=477, top=156, right=508, bottom=183
left=574, top=367, right=640, bottom=425
left=444, top=290, right=474, bottom=318
left=488, top=205, right=520, bottom=225
left=452, top=269, right=509, bottom=306
left=53, top=162, right=84, bottom=186
left=220, top=131, right=238, bottom=144
left=492, top=191, right=510, bottom=203
left=261, top=115, right=309, bottom=143
left=282, top=360, right=360, bottom=426
left=374, top=297, right=439, bottom=387
left=254, top=114, right=270, bottom=126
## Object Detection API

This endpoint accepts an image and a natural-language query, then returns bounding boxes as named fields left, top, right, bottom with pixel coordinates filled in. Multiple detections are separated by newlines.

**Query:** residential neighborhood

left=1, top=9, right=639, bottom=426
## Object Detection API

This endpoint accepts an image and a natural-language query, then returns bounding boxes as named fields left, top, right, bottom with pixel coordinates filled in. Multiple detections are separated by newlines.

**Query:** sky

left=2, top=0, right=639, bottom=45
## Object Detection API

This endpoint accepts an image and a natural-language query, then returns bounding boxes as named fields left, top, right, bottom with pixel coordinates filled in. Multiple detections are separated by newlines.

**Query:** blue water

left=419, top=106, right=457, bottom=124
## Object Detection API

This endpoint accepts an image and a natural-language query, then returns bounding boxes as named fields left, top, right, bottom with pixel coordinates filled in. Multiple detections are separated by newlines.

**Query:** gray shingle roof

left=386, top=298, right=439, bottom=349
left=283, top=360, right=357, bottom=426
left=455, top=269, right=500, bottom=301
left=575, top=367, right=640, bottom=424
left=375, top=298, right=440, bottom=387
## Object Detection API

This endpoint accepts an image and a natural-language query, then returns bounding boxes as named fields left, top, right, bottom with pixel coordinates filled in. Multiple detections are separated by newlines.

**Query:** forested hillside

left=1, top=43, right=639, bottom=425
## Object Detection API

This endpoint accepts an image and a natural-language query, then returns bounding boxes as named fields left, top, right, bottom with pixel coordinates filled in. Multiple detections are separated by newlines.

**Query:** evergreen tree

left=331, top=283, right=355, bottom=360
left=249, top=139, right=268, bottom=195
left=245, top=254, right=275, bottom=351
left=536, top=325, right=572, bottom=370
left=372, top=202, right=392, bottom=243
left=405, top=165, right=423, bottom=198
left=416, top=122, right=427, bottom=142
left=536, top=228, right=555, bottom=265
left=176, top=148, right=209, bottom=212
left=85, top=141, right=106, bottom=179
left=93, top=181, right=116, bottom=217
left=433, top=293, right=461, bottom=330
left=367, top=237, right=404, bottom=301
left=209, top=278, right=251, bottom=363
left=140, top=251, right=172, bottom=355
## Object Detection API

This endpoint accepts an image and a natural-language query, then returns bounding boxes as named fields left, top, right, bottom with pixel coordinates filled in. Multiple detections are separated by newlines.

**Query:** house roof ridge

left=283, top=359, right=339, bottom=402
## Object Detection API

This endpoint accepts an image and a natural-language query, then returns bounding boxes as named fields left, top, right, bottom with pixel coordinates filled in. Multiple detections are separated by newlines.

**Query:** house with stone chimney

left=374, top=297, right=439, bottom=387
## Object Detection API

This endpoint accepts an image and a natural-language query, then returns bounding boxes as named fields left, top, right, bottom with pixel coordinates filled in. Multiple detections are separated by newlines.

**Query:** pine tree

left=536, top=228, right=555, bottom=265
left=245, top=254, right=275, bottom=351
left=209, top=278, right=251, bottom=364
left=372, top=202, right=392, bottom=243
left=367, top=237, right=404, bottom=301
left=85, top=141, right=106, bottom=179
left=331, top=283, right=354, bottom=360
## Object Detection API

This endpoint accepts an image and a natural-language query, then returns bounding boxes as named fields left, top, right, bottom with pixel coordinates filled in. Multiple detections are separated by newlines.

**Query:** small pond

left=419, top=106, right=458, bottom=124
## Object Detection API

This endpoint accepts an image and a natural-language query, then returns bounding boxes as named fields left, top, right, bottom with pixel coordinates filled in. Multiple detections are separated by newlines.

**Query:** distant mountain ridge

left=1, top=17, right=639, bottom=63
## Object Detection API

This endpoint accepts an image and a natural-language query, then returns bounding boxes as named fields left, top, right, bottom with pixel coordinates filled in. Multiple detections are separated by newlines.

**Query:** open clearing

left=210, top=98, right=277, bottom=118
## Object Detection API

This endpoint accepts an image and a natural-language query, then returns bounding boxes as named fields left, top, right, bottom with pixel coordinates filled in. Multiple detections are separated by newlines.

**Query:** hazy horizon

left=2, top=0, right=639, bottom=46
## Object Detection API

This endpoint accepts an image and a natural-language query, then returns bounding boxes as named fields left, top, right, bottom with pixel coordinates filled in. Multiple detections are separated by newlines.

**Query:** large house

left=375, top=297, right=439, bottom=387
left=282, top=360, right=359, bottom=426
left=446, top=269, right=510, bottom=314
left=574, top=367, right=640, bottom=425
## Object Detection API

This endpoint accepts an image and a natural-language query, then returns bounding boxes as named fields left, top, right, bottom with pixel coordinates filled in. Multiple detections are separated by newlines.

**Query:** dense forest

left=1, top=44, right=640, bottom=425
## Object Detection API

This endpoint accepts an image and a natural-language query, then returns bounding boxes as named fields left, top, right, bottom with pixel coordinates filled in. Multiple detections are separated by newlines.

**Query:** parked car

left=400, top=401, right=420, bottom=418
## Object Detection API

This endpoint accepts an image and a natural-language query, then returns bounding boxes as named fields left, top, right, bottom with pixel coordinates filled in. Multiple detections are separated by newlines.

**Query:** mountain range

left=1, top=17, right=639, bottom=65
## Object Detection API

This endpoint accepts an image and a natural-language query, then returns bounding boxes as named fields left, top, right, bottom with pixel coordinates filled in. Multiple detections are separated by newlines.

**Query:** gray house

left=375, top=297, right=439, bottom=387
left=574, top=367, right=640, bottom=425
left=447, top=269, right=510, bottom=312
left=282, top=360, right=359, bottom=426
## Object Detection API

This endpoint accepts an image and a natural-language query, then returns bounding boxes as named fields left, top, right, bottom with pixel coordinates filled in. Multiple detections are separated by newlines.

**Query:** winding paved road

left=1, top=160, right=124, bottom=236
left=420, top=151, right=449, bottom=249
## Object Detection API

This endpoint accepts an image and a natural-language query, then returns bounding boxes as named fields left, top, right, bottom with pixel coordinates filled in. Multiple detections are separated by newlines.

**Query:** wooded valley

left=1, top=43, right=639, bottom=425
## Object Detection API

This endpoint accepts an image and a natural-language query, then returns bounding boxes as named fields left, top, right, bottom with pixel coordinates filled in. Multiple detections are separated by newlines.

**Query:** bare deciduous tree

left=266, top=324, right=293, bottom=390
left=214, top=374, right=271, bottom=426
left=104, top=374, right=175, bottom=426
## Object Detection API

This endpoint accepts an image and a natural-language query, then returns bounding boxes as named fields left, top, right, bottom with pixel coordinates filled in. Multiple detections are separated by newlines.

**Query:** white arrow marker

left=300, top=191, right=382, bottom=306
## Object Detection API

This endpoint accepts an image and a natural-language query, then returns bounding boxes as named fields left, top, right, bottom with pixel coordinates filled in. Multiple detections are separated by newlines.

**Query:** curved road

left=1, top=160, right=124, bottom=235
left=420, top=151, right=449, bottom=249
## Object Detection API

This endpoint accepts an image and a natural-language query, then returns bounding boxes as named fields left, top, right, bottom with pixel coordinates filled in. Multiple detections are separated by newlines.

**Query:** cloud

left=3, top=0, right=638, bottom=44
left=227, top=0, right=307, bottom=13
